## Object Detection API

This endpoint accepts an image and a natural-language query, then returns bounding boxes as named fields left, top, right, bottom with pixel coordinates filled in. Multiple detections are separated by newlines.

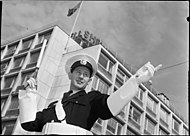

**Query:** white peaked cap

left=65, top=54, right=98, bottom=77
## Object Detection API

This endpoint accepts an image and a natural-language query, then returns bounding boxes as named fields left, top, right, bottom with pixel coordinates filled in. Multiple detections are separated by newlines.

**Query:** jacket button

left=75, top=101, right=78, bottom=103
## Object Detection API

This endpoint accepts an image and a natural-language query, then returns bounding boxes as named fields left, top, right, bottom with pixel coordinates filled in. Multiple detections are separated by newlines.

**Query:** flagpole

left=64, top=1, right=83, bottom=52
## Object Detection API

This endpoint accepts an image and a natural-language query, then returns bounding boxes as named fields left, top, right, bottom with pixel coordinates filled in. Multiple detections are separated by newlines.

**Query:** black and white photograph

left=1, top=1, right=189, bottom=135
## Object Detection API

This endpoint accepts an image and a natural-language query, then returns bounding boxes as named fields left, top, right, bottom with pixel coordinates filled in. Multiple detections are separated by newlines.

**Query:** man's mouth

left=76, top=80, right=84, bottom=84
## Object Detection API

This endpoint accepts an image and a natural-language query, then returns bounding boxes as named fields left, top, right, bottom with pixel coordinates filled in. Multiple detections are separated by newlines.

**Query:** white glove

left=135, top=62, right=162, bottom=84
left=19, top=77, right=38, bottom=123
left=24, top=77, right=37, bottom=90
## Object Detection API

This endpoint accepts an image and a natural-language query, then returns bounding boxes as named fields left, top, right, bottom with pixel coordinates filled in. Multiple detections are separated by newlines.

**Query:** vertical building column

left=15, top=39, right=22, bottom=54
left=140, top=109, right=146, bottom=134
left=125, top=101, right=131, bottom=134
left=168, top=112, right=173, bottom=132
left=156, top=102, right=161, bottom=134
left=31, top=33, right=39, bottom=49
left=142, top=88, right=148, bottom=133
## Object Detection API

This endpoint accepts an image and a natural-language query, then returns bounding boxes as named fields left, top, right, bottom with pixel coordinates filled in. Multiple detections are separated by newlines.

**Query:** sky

left=1, top=1, right=189, bottom=122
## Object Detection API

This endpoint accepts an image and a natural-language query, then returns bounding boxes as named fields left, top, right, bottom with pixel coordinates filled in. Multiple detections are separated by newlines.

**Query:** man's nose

left=79, top=73, right=84, bottom=78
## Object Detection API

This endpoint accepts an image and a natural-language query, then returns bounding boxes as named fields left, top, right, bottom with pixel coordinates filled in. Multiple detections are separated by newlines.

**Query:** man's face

left=69, top=66, right=92, bottom=90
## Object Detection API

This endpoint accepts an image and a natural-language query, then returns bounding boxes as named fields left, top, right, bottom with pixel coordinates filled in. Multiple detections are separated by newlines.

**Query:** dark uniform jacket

left=21, top=90, right=114, bottom=132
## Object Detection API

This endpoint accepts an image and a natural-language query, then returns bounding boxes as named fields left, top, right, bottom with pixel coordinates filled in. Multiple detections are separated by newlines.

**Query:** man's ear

left=68, top=72, right=72, bottom=80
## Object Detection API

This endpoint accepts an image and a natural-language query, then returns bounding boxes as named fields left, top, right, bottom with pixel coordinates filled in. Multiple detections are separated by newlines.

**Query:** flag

left=67, top=1, right=82, bottom=17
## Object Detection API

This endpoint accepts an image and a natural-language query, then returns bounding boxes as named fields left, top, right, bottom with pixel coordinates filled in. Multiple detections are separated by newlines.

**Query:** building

left=1, top=24, right=189, bottom=135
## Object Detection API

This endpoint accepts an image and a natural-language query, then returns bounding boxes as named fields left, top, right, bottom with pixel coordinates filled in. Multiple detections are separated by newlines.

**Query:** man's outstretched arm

left=107, top=62, right=162, bottom=116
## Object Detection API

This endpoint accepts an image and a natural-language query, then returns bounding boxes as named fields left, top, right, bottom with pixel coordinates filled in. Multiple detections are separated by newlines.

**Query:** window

left=147, top=95, right=157, bottom=113
left=99, top=53, right=108, bottom=69
left=145, top=117, right=156, bottom=134
left=98, top=78, right=109, bottom=94
left=8, top=95, right=19, bottom=110
left=3, top=76, right=17, bottom=89
left=97, top=118, right=103, bottom=126
left=2, top=120, right=16, bottom=135
left=92, top=75, right=98, bottom=90
left=106, top=118, right=123, bottom=135
left=21, top=71, right=34, bottom=85
left=172, top=118, right=180, bottom=132
left=92, top=118, right=103, bottom=133
left=126, top=128, right=136, bottom=135
left=1, top=61, right=9, bottom=72
left=92, top=75, right=110, bottom=94
left=108, top=61, right=114, bottom=74
left=1, top=47, right=5, bottom=56
left=13, top=56, right=26, bottom=68
left=5, top=95, right=19, bottom=116
left=1, top=97, right=8, bottom=110
left=98, top=53, right=114, bottom=75
left=136, top=87, right=144, bottom=101
left=6, top=43, right=18, bottom=55
left=160, top=106, right=169, bottom=124
left=30, top=51, right=40, bottom=64
left=159, top=127, right=168, bottom=135
left=22, top=36, right=34, bottom=50
left=115, top=69, right=125, bottom=88
left=38, top=30, right=52, bottom=44
left=183, top=127, right=189, bottom=135
left=118, top=105, right=126, bottom=119
left=117, top=69, right=125, bottom=83
left=129, top=105, right=142, bottom=124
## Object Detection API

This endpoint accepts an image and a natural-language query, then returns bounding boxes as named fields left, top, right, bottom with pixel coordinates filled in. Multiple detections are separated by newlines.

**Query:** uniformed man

left=19, top=54, right=162, bottom=135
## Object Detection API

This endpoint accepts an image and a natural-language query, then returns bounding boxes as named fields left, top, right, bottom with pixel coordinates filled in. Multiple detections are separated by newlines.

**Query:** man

left=19, top=54, right=162, bottom=135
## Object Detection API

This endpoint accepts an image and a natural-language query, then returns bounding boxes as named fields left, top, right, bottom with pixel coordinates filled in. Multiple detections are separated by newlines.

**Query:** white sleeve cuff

left=107, top=75, right=139, bottom=116
left=19, top=88, right=38, bottom=123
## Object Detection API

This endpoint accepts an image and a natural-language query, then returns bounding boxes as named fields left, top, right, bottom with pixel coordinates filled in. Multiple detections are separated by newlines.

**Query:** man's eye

left=78, top=71, right=81, bottom=74
left=84, top=73, right=89, bottom=77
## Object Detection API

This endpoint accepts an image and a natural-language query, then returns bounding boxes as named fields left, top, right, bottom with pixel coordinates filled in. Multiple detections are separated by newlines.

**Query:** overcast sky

left=1, top=1, right=189, bottom=122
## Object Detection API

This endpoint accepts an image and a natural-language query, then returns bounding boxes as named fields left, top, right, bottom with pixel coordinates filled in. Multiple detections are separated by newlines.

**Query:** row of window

left=93, top=52, right=189, bottom=135
left=1, top=29, right=52, bottom=60
left=1, top=71, right=35, bottom=135
left=1, top=50, right=40, bottom=76
left=92, top=115, right=188, bottom=135
left=1, top=70, right=35, bottom=93
left=92, top=71, right=170, bottom=127
left=92, top=112, right=188, bottom=135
